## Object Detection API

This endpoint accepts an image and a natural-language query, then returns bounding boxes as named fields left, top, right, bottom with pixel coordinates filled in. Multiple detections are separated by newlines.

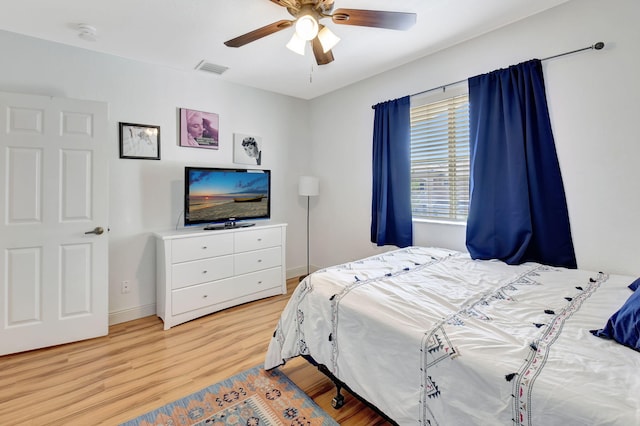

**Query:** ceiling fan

left=224, top=0, right=417, bottom=65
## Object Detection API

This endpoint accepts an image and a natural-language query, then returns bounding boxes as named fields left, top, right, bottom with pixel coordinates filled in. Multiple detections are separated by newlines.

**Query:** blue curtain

left=466, top=59, right=577, bottom=268
left=371, top=96, right=413, bottom=248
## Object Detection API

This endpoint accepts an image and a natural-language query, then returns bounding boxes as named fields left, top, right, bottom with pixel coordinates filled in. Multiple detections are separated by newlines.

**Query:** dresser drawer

left=234, top=246, right=281, bottom=275
left=235, top=267, right=282, bottom=292
left=172, top=255, right=234, bottom=289
left=234, top=227, right=281, bottom=253
left=171, top=277, right=232, bottom=315
left=171, top=268, right=279, bottom=316
left=171, top=233, right=234, bottom=263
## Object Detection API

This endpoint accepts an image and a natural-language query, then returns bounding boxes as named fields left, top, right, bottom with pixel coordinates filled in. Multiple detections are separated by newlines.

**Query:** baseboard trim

left=287, top=267, right=305, bottom=279
left=287, top=265, right=319, bottom=280
left=109, top=303, right=156, bottom=326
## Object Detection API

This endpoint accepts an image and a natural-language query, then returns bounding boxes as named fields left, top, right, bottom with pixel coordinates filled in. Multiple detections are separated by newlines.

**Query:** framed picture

left=119, top=122, right=161, bottom=160
left=179, top=108, right=219, bottom=149
left=233, top=133, right=262, bottom=165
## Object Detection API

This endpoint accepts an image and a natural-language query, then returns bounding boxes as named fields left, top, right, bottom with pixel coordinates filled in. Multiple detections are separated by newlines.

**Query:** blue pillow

left=591, top=282, right=640, bottom=352
left=629, top=277, right=640, bottom=291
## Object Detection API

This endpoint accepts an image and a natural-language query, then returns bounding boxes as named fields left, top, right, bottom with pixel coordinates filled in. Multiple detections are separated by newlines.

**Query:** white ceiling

left=0, top=0, right=570, bottom=100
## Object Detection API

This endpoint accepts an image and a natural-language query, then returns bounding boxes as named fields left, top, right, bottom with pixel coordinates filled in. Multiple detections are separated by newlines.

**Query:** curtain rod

left=372, top=41, right=605, bottom=108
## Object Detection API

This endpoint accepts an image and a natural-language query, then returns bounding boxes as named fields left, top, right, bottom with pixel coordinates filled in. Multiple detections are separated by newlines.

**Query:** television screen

left=184, top=167, right=270, bottom=228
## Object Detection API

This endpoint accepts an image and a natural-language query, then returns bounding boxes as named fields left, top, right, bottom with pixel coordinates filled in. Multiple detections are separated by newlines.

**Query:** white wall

left=2, top=0, right=638, bottom=326
left=0, top=30, right=313, bottom=323
left=308, top=0, right=640, bottom=277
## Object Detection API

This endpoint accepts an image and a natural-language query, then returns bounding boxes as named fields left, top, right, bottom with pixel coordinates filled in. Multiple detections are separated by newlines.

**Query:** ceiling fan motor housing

left=284, top=0, right=335, bottom=18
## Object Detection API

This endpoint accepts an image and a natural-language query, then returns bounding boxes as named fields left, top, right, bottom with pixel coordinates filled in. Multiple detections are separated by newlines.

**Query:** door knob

left=85, top=226, right=105, bottom=235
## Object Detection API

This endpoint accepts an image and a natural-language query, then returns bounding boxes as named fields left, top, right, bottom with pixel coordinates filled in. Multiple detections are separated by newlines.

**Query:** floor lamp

left=298, top=176, right=319, bottom=281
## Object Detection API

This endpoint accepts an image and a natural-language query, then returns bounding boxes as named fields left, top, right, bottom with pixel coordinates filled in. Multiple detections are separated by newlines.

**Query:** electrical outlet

left=121, top=280, right=131, bottom=294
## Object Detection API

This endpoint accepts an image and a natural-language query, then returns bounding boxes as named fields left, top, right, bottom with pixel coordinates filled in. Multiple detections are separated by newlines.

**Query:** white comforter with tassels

left=265, top=247, right=640, bottom=425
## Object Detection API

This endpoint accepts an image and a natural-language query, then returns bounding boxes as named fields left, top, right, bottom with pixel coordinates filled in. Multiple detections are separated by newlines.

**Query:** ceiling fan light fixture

left=295, top=14, right=319, bottom=41
left=286, top=32, right=306, bottom=55
left=317, top=26, right=340, bottom=53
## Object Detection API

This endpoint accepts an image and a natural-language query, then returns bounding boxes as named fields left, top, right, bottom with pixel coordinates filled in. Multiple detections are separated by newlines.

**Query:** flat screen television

left=184, top=167, right=271, bottom=229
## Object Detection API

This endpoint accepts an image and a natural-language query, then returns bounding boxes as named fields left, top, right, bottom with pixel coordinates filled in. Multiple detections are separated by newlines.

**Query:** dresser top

left=155, top=221, right=287, bottom=240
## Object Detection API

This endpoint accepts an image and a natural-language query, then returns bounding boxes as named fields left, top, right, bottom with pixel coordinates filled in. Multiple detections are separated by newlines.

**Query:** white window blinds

left=410, top=93, right=470, bottom=221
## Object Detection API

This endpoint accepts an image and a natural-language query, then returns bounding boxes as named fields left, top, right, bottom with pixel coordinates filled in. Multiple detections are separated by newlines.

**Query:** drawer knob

left=203, top=294, right=208, bottom=298
left=257, top=238, right=262, bottom=241
left=257, top=259, right=262, bottom=263
left=257, top=280, right=263, bottom=285
left=202, top=270, right=208, bottom=274
left=202, top=246, right=208, bottom=250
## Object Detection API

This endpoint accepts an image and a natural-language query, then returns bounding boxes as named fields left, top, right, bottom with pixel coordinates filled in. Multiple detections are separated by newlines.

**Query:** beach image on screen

left=186, top=170, right=269, bottom=223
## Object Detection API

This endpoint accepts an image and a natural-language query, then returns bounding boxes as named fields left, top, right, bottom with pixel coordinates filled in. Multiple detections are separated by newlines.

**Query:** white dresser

left=155, top=223, right=287, bottom=330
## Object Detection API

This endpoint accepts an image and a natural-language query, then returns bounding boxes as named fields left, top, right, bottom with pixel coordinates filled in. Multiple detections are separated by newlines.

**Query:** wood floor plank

left=0, top=278, right=391, bottom=425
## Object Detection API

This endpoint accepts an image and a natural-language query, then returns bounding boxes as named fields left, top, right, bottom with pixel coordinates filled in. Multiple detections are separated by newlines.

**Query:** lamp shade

left=298, top=176, right=319, bottom=197
left=317, top=26, right=340, bottom=53
left=286, top=32, right=306, bottom=56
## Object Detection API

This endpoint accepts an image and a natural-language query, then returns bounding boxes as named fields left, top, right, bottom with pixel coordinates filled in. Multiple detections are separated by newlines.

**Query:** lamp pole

left=298, top=176, right=319, bottom=282
left=301, top=194, right=311, bottom=281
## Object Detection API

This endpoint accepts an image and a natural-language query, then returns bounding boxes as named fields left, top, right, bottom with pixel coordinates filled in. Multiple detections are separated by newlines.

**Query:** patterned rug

left=120, top=365, right=338, bottom=426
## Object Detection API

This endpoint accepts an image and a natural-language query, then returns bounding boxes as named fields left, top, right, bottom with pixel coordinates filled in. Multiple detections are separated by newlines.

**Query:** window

left=410, top=91, right=470, bottom=222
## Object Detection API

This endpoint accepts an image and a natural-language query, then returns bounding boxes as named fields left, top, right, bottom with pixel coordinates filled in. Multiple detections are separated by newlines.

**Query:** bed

left=264, top=246, right=640, bottom=425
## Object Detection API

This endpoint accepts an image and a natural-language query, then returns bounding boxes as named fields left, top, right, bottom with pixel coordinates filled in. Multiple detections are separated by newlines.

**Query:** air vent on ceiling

left=195, top=60, right=229, bottom=75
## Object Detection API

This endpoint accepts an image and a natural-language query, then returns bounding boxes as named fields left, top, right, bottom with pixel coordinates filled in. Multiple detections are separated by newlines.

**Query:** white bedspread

left=265, top=247, right=640, bottom=425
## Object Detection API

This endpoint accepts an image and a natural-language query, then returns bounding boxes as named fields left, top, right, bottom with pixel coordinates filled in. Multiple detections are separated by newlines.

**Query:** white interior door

left=0, top=91, right=109, bottom=356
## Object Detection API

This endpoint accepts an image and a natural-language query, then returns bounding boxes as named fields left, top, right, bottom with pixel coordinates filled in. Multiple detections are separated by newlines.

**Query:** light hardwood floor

left=0, top=278, right=390, bottom=425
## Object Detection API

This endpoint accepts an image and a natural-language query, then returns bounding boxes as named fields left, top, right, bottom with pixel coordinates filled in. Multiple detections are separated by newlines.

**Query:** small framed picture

left=233, top=133, right=262, bottom=165
left=119, top=122, right=161, bottom=160
left=179, top=108, right=219, bottom=149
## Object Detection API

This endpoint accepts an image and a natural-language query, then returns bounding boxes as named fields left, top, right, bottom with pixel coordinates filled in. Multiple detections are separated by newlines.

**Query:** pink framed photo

left=179, top=108, right=219, bottom=149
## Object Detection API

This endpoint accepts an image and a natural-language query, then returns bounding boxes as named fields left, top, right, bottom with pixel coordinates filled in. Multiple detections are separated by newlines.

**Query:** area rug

left=120, top=365, right=338, bottom=426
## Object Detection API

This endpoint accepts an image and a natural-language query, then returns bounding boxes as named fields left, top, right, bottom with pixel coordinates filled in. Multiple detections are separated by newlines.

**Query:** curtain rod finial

left=593, top=41, right=605, bottom=50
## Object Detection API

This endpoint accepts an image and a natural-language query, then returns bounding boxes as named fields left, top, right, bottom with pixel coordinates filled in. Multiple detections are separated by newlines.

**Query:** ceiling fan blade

left=224, top=20, right=293, bottom=48
left=312, top=36, right=334, bottom=66
left=331, top=9, right=417, bottom=30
